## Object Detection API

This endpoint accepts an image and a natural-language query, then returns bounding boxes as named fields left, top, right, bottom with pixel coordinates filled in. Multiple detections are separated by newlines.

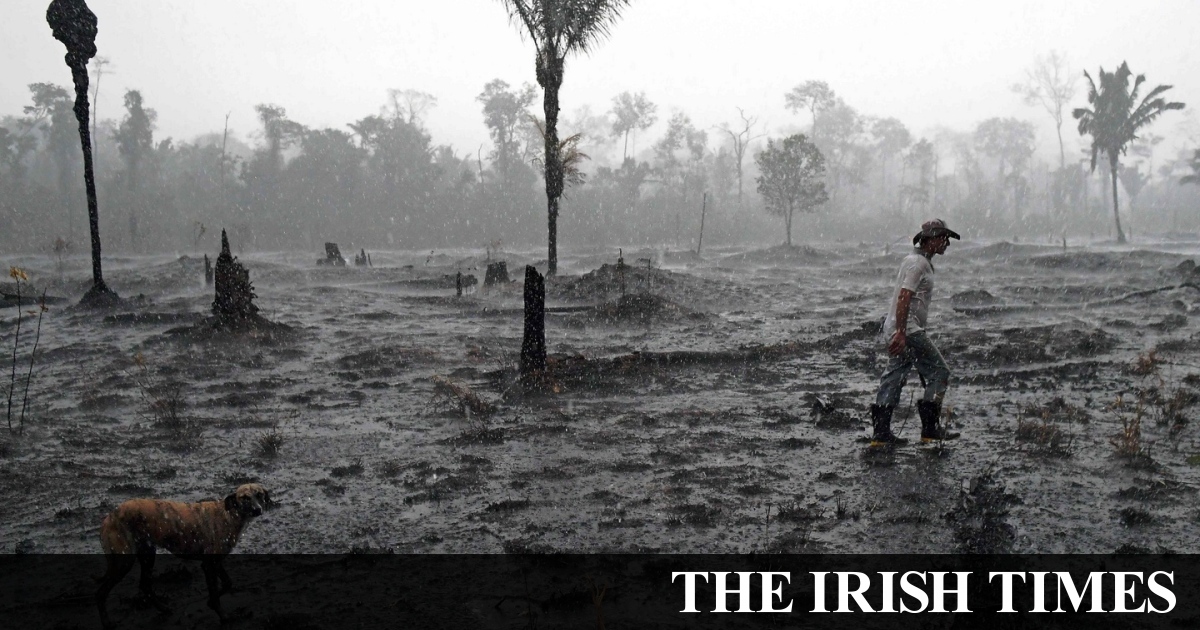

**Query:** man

left=870, top=219, right=961, bottom=446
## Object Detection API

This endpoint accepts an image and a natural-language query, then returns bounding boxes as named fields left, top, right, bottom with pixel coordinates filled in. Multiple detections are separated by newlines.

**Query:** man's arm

left=888, top=288, right=914, bottom=356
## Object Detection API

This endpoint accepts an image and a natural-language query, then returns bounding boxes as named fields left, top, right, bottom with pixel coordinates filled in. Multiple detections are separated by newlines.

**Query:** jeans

left=875, top=330, right=950, bottom=407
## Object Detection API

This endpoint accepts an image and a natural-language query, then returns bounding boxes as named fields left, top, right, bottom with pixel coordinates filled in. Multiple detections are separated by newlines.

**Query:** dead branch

left=431, top=375, right=495, bottom=416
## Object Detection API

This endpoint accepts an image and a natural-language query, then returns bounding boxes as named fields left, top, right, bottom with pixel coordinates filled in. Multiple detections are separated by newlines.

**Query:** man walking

left=870, top=219, right=961, bottom=446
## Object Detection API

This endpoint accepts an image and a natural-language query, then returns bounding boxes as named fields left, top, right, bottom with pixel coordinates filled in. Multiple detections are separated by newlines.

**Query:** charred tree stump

left=485, top=261, right=509, bottom=286
left=319, top=242, right=346, bottom=266
left=616, top=249, right=626, bottom=297
left=520, top=265, right=546, bottom=380
left=456, top=271, right=463, bottom=297
left=354, top=248, right=368, bottom=266
left=212, top=229, right=259, bottom=324
left=203, top=254, right=213, bottom=285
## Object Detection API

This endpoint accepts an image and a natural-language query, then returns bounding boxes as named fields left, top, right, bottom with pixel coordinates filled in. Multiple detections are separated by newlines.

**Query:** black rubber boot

left=869, top=404, right=902, bottom=446
left=918, top=400, right=960, bottom=442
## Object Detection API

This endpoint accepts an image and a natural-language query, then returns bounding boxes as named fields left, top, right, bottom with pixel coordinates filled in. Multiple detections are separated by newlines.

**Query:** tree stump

left=204, top=254, right=213, bottom=286
left=520, top=265, right=546, bottom=379
left=354, top=248, right=368, bottom=266
left=212, top=229, right=259, bottom=323
left=484, top=261, right=509, bottom=286
left=319, top=242, right=346, bottom=266
left=456, top=271, right=463, bottom=297
left=616, top=249, right=626, bottom=297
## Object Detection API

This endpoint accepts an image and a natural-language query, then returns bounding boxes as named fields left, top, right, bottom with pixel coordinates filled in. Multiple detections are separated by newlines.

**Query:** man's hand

left=888, top=329, right=907, bottom=356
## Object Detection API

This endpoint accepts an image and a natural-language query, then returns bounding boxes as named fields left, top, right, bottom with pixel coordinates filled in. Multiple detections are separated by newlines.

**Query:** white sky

left=4, top=0, right=1198, bottom=165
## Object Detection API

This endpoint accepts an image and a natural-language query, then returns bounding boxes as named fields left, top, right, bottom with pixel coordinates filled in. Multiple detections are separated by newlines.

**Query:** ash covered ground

left=2, top=239, right=1200, bottom=554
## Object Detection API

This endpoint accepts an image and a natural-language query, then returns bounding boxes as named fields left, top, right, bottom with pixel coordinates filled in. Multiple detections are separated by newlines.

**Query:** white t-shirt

left=882, top=249, right=934, bottom=336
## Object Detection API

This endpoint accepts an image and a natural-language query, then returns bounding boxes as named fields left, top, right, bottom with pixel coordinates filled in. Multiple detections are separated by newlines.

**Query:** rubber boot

left=918, top=400, right=960, bottom=442
left=869, top=404, right=902, bottom=447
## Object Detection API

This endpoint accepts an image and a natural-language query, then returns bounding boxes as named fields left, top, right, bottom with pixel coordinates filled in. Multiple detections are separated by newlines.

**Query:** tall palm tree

left=1073, top=62, right=1184, bottom=244
left=499, top=0, right=631, bottom=276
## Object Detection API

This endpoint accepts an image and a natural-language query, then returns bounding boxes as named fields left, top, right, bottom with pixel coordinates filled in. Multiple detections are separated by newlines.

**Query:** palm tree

left=530, top=116, right=590, bottom=191
left=1073, top=62, right=1185, bottom=244
left=499, top=0, right=631, bottom=276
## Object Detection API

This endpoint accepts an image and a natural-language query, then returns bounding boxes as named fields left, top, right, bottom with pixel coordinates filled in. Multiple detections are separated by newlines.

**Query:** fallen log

left=1084, top=282, right=1200, bottom=308
left=432, top=375, right=495, bottom=416
left=492, top=322, right=879, bottom=396
left=546, top=341, right=810, bottom=380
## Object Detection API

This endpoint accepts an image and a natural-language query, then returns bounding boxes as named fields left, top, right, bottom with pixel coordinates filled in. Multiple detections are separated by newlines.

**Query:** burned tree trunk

left=320, top=242, right=346, bottom=266
left=520, top=265, right=546, bottom=379
left=204, top=254, right=213, bottom=286
left=212, top=229, right=259, bottom=324
left=485, top=261, right=509, bottom=286
left=617, top=249, right=626, bottom=297
left=166, top=228, right=289, bottom=339
left=48, top=0, right=117, bottom=306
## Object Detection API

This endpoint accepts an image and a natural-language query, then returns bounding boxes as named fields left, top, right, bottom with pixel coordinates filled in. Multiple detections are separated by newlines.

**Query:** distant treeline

left=2, top=74, right=1199, bottom=255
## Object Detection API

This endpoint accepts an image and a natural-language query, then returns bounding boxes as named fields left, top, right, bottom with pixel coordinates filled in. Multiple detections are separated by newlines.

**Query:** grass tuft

left=1130, top=350, right=1161, bottom=376
left=255, top=426, right=285, bottom=458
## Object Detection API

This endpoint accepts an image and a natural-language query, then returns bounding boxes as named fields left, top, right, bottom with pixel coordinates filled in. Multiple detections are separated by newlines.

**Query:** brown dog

left=96, top=483, right=271, bottom=628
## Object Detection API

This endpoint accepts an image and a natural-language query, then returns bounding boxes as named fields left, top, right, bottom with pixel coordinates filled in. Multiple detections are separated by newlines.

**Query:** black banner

left=2, top=554, right=1196, bottom=628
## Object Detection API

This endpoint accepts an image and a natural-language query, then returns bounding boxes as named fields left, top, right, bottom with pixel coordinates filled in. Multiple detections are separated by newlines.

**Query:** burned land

left=2, top=240, right=1200, bottom=555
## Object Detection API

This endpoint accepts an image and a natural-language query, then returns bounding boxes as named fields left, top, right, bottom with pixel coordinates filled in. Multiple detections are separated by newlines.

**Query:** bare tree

left=387, top=88, right=438, bottom=126
left=219, top=111, right=231, bottom=186
left=1011, top=51, right=1077, bottom=170
left=88, top=55, right=111, bottom=159
left=717, top=107, right=763, bottom=204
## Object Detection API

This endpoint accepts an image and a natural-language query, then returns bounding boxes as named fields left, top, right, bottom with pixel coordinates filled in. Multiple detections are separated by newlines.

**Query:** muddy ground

left=2, top=239, right=1200, bottom=555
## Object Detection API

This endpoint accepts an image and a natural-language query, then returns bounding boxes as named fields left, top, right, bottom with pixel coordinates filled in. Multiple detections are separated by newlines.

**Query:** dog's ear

left=224, top=494, right=238, bottom=512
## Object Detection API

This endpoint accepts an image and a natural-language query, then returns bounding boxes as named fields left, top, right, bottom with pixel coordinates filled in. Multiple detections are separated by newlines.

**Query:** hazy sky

left=5, top=0, right=1198, bottom=165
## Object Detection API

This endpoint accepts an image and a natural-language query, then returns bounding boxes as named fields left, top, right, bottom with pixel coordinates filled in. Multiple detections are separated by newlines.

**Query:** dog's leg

left=96, top=553, right=136, bottom=630
left=217, top=560, right=234, bottom=595
left=136, top=546, right=171, bottom=613
left=201, top=558, right=228, bottom=623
